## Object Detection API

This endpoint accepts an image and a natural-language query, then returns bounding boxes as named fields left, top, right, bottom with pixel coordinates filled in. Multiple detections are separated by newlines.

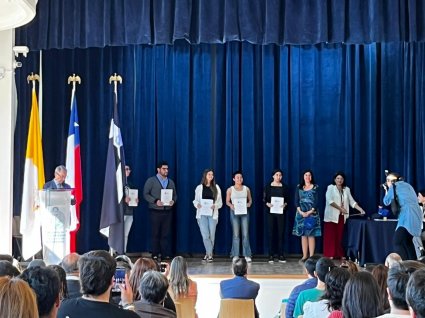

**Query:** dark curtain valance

left=16, top=0, right=425, bottom=50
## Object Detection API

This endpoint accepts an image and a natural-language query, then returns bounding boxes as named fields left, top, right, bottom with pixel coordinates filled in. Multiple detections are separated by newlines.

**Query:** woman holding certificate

left=292, top=169, right=321, bottom=262
left=193, top=169, right=223, bottom=262
left=263, top=169, right=289, bottom=263
left=226, top=171, right=253, bottom=262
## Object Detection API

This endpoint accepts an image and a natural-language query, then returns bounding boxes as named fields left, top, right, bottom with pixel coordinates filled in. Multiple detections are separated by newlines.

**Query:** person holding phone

left=383, top=172, right=423, bottom=260
left=193, top=169, right=223, bottom=262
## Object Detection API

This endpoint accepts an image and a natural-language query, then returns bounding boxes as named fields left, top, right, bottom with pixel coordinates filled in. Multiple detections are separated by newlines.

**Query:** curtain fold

left=14, top=41, right=425, bottom=255
left=15, top=0, right=425, bottom=50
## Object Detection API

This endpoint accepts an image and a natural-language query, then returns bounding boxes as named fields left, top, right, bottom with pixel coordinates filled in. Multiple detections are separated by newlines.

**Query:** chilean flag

left=65, top=88, right=83, bottom=252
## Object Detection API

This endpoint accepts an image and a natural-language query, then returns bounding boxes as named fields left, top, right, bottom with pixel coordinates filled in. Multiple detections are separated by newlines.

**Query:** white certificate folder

left=161, top=189, right=173, bottom=206
left=234, top=198, right=247, bottom=215
left=270, top=197, right=284, bottom=214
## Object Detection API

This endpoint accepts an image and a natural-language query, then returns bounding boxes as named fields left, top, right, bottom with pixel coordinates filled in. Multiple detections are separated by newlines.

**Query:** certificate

left=161, top=189, right=173, bottom=206
left=200, top=199, right=214, bottom=216
left=270, top=196, right=284, bottom=214
left=128, top=189, right=138, bottom=207
left=234, top=198, right=247, bottom=215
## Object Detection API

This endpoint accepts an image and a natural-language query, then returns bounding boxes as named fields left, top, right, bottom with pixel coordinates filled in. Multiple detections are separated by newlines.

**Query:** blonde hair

left=0, top=276, right=39, bottom=318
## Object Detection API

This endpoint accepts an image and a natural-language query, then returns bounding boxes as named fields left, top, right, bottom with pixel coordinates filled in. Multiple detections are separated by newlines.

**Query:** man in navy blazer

left=220, top=257, right=260, bottom=318
left=44, top=165, right=72, bottom=189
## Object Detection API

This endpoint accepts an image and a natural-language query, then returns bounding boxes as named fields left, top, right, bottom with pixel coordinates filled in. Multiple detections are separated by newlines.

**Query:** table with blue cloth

left=344, top=218, right=399, bottom=266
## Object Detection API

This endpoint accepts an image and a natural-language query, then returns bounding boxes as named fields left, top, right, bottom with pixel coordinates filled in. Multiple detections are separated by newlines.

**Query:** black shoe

left=268, top=256, right=274, bottom=264
left=279, top=256, right=287, bottom=263
left=202, top=255, right=208, bottom=262
left=207, top=256, right=214, bottom=263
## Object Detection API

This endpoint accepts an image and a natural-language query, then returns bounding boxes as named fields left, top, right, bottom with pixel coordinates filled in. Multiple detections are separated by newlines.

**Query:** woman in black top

left=263, top=169, right=289, bottom=263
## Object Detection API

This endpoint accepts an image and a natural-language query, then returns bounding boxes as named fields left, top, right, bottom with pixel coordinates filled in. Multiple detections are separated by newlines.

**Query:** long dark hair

left=298, top=169, right=315, bottom=189
left=342, top=272, right=384, bottom=318
left=322, top=267, right=351, bottom=311
left=201, top=169, right=218, bottom=200
left=331, top=171, right=347, bottom=188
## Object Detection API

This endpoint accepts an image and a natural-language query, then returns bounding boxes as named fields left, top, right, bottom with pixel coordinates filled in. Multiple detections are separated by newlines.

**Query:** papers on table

left=128, top=189, right=138, bottom=207
left=270, top=196, right=284, bottom=214
left=200, top=199, right=214, bottom=216
left=233, top=198, right=247, bottom=215
left=161, top=189, right=173, bottom=206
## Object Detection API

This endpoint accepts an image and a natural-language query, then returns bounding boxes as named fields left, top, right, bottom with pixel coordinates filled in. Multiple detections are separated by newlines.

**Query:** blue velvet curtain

left=14, top=41, right=425, bottom=255
left=16, top=0, right=425, bottom=50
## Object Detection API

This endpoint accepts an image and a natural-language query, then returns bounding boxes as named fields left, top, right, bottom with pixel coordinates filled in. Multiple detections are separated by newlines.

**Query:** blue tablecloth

left=344, top=218, right=399, bottom=266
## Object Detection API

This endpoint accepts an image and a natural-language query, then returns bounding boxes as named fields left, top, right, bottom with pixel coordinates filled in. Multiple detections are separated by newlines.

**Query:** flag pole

left=109, top=73, right=123, bottom=93
left=27, top=73, right=40, bottom=89
left=67, top=74, right=81, bottom=92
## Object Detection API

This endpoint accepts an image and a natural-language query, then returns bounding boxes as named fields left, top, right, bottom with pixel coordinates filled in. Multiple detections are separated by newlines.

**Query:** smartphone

left=160, top=263, right=167, bottom=273
left=112, top=267, right=126, bottom=292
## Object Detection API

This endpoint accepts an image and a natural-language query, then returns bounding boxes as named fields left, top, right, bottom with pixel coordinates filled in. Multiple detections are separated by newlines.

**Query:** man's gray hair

left=55, top=165, right=67, bottom=174
left=139, top=270, right=169, bottom=304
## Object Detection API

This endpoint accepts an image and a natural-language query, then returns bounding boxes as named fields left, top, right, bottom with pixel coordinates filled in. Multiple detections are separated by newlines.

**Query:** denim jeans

left=197, top=215, right=218, bottom=256
left=230, top=211, right=252, bottom=257
left=124, top=215, right=133, bottom=252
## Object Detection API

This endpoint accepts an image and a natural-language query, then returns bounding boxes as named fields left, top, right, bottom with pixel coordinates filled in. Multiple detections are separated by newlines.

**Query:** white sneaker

left=245, top=256, right=252, bottom=263
left=232, top=256, right=239, bottom=262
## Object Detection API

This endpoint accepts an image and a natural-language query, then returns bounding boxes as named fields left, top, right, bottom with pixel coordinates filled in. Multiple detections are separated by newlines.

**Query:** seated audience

left=220, top=257, right=260, bottom=318
left=406, top=269, right=425, bottom=318
left=372, top=264, right=391, bottom=312
left=329, top=271, right=384, bottom=318
left=49, top=264, right=69, bottom=300
left=376, top=263, right=412, bottom=317
left=339, top=260, right=359, bottom=275
left=0, top=276, right=38, bottom=318
left=57, top=250, right=139, bottom=318
left=385, top=253, right=402, bottom=268
left=293, top=257, right=335, bottom=318
left=60, top=253, right=81, bottom=299
left=20, top=266, right=61, bottom=318
left=285, top=256, right=319, bottom=318
left=28, top=259, right=46, bottom=268
left=134, top=270, right=176, bottom=318
left=129, top=257, right=176, bottom=312
left=0, top=260, right=20, bottom=277
left=168, top=256, right=197, bottom=301
left=303, top=267, right=351, bottom=318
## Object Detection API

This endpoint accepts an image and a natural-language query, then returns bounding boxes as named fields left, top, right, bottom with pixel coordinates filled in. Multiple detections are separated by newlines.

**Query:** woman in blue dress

left=292, top=169, right=321, bottom=261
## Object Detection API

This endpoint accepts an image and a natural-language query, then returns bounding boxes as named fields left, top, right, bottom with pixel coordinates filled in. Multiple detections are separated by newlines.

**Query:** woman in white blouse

left=323, top=171, right=365, bottom=259
left=193, top=169, right=222, bottom=262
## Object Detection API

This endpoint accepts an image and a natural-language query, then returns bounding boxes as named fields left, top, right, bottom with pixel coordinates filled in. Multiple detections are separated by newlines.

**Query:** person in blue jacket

left=383, top=172, right=423, bottom=260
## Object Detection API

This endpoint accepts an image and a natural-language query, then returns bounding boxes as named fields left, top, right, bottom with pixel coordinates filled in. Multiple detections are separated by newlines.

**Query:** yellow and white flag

left=20, top=87, right=45, bottom=260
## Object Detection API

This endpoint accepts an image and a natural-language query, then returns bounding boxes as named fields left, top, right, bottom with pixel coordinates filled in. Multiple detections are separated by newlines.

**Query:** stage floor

left=185, top=257, right=306, bottom=318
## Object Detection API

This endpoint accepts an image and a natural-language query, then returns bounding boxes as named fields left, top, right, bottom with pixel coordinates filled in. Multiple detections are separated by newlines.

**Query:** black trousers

left=394, top=226, right=416, bottom=260
left=150, top=209, right=173, bottom=257
left=267, top=212, right=285, bottom=256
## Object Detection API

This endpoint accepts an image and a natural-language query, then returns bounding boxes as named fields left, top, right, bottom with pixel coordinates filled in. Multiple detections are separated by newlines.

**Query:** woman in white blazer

left=193, top=169, right=222, bottom=262
left=323, top=171, right=365, bottom=259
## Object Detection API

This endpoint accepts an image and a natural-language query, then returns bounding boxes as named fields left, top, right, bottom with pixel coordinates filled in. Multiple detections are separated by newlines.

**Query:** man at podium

left=44, top=165, right=71, bottom=189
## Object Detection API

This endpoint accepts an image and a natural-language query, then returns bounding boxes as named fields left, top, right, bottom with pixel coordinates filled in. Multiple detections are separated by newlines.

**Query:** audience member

left=20, top=266, right=61, bottom=318
left=49, top=264, right=69, bottom=300
left=28, top=259, right=46, bottom=268
left=372, top=264, right=391, bottom=312
left=385, top=253, right=402, bottom=268
left=329, top=271, right=384, bottom=318
left=0, top=260, right=20, bottom=277
left=220, top=257, right=260, bottom=318
left=303, top=267, right=351, bottom=318
left=129, top=257, right=176, bottom=312
left=168, top=256, right=197, bottom=301
left=57, top=250, right=138, bottom=318
left=134, top=271, right=176, bottom=317
left=406, top=269, right=425, bottom=318
left=376, top=263, right=411, bottom=317
left=339, top=260, right=359, bottom=275
left=293, top=257, right=335, bottom=318
left=284, top=256, right=319, bottom=318
left=0, top=276, right=38, bottom=318
left=61, top=252, right=81, bottom=299
left=0, top=254, right=14, bottom=263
